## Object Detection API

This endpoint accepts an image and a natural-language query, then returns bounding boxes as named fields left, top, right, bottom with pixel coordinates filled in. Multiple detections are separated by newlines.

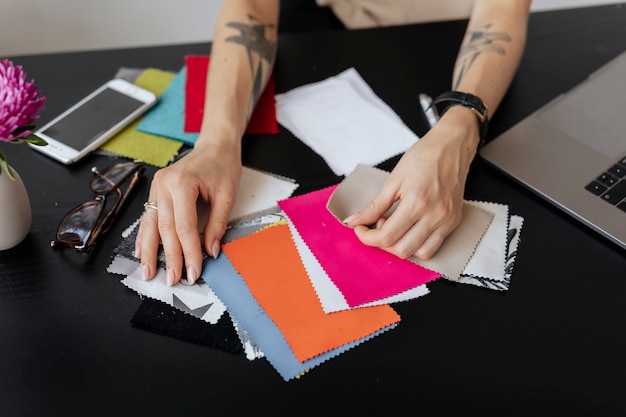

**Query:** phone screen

left=38, top=87, right=146, bottom=150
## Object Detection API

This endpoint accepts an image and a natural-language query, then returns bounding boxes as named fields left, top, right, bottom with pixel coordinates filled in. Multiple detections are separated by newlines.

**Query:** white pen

left=419, top=93, right=440, bottom=128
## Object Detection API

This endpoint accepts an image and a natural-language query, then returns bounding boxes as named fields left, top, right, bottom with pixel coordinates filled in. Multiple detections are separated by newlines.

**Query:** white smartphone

left=30, top=79, right=157, bottom=164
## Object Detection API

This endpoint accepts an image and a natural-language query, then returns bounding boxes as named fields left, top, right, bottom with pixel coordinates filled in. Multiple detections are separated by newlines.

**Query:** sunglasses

left=51, top=160, right=145, bottom=254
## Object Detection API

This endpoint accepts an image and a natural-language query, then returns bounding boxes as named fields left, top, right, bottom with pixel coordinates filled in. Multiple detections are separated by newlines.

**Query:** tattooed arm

left=453, top=0, right=530, bottom=117
left=344, top=0, right=531, bottom=261
left=136, top=0, right=280, bottom=286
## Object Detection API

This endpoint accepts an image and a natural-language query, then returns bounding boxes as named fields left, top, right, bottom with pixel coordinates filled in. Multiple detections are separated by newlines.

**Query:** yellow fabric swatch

left=100, top=68, right=183, bottom=167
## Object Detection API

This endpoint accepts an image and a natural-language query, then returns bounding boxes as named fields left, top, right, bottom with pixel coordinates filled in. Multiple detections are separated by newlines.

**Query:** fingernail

left=186, top=265, right=197, bottom=285
left=166, top=267, right=176, bottom=286
left=211, top=239, right=221, bottom=260
left=343, top=213, right=359, bottom=224
left=141, top=263, right=151, bottom=281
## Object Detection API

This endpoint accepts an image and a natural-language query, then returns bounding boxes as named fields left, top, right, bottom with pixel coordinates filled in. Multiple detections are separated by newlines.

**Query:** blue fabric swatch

left=201, top=252, right=397, bottom=381
left=137, top=66, right=200, bottom=146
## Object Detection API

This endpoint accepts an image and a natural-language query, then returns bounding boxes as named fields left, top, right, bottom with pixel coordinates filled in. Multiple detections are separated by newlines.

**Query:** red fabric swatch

left=184, top=55, right=279, bottom=135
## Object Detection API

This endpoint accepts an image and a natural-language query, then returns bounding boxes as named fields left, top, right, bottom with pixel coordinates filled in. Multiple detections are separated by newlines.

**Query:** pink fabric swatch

left=184, top=55, right=279, bottom=135
left=278, top=185, right=440, bottom=307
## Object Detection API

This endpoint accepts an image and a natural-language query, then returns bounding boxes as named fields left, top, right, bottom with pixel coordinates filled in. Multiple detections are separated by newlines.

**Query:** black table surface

left=2, top=4, right=626, bottom=416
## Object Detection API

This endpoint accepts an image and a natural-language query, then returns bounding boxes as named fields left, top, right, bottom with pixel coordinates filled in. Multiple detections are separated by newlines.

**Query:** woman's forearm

left=197, top=0, right=280, bottom=150
left=453, top=0, right=531, bottom=116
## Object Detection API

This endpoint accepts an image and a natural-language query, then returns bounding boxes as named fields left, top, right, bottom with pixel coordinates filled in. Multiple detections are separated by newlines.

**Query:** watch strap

left=432, top=91, right=489, bottom=146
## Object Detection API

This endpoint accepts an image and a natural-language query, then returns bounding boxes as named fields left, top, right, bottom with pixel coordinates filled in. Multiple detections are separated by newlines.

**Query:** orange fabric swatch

left=222, top=222, right=400, bottom=363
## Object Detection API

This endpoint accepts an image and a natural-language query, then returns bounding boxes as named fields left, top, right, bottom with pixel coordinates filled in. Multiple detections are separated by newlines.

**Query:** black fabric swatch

left=130, top=297, right=242, bottom=355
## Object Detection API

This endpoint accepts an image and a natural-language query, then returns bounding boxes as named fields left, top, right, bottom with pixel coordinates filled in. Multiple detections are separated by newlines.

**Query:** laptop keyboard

left=585, top=156, right=626, bottom=212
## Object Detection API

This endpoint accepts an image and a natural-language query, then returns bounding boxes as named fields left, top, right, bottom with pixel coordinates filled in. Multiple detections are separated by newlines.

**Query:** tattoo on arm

left=225, top=14, right=277, bottom=107
left=454, top=23, right=511, bottom=89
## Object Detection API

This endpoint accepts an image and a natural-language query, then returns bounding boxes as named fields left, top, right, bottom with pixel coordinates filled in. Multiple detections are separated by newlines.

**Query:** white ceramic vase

left=0, top=165, right=32, bottom=250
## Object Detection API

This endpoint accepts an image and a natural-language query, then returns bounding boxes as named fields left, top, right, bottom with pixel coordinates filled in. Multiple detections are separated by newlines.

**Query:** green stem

left=0, top=148, right=16, bottom=180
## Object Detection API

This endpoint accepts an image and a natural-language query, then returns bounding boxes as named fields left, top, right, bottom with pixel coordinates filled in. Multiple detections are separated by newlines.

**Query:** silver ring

left=143, top=201, right=158, bottom=211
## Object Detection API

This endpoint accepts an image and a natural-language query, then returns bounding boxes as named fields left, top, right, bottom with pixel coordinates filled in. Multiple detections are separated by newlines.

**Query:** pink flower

left=0, top=59, right=47, bottom=179
left=0, top=59, right=46, bottom=142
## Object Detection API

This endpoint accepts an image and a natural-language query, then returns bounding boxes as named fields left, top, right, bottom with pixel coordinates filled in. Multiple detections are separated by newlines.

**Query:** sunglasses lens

left=91, top=162, right=140, bottom=194
left=56, top=200, right=103, bottom=247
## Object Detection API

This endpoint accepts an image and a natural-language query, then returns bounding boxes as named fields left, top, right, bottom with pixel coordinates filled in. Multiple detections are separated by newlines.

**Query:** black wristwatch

left=432, top=91, right=489, bottom=146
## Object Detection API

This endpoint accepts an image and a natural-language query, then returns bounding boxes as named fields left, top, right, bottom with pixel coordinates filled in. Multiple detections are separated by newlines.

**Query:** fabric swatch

left=275, top=67, right=418, bottom=176
left=184, top=55, right=278, bottom=135
left=201, top=250, right=398, bottom=381
left=130, top=297, right=242, bottom=354
left=101, top=68, right=183, bottom=167
left=223, top=166, right=299, bottom=225
left=107, top=255, right=226, bottom=324
left=221, top=221, right=401, bottom=363
left=459, top=214, right=524, bottom=291
left=109, top=213, right=285, bottom=361
left=278, top=185, right=440, bottom=308
left=285, top=215, right=430, bottom=313
left=326, top=164, right=495, bottom=281
left=136, top=66, right=201, bottom=146
left=462, top=200, right=510, bottom=281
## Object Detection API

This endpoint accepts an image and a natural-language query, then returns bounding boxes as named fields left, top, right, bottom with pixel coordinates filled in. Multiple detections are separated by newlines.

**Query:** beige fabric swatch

left=327, top=164, right=493, bottom=281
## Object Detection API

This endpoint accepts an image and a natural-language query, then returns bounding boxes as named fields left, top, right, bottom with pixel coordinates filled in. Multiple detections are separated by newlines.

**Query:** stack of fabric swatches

left=105, top=57, right=524, bottom=380
left=109, top=163, right=523, bottom=380
left=134, top=55, right=278, bottom=147
left=98, top=55, right=278, bottom=167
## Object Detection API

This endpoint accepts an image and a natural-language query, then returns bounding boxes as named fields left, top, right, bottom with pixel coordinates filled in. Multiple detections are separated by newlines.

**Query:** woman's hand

left=135, top=143, right=241, bottom=286
left=343, top=106, right=480, bottom=260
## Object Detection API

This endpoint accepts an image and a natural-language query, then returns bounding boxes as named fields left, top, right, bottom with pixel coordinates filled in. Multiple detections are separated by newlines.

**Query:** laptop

left=479, top=49, right=626, bottom=251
